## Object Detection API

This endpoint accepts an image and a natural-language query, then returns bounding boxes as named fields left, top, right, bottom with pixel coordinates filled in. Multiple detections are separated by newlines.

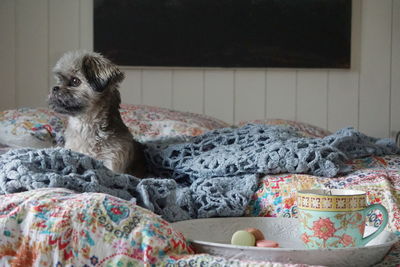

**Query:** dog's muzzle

left=48, top=88, right=87, bottom=116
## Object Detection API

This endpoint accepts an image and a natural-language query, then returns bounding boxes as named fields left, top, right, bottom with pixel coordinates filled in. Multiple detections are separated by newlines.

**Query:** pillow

left=0, top=188, right=194, bottom=266
left=0, top=105, right=229, bottom=148
left=120, top=104, right=229, bottom=142
left=0, top=108, right=66, bottom=148
left=237, top=119, right=331, bottom=138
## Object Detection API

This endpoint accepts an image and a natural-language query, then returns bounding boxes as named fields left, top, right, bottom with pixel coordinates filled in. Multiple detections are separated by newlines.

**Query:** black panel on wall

left=94, top=0, right=352, bottom=68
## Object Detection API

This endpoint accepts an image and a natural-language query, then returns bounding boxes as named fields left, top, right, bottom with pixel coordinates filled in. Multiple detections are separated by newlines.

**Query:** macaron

left=231, top=230, right=256, bottom=246
left=244, top=227, right=265, bottom=241
left=256, top=239, right=280, bottom=248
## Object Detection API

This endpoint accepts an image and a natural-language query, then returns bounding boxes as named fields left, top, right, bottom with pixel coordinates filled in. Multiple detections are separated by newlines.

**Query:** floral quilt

left=0, top=186, right=399, bottom=267
left=0, top=148, right=399, bottom=266
left=0, top=188, right=318, bottom=267
left=246, top=155, right=400, bottom=234
left=246, top=154, right=400, bottom=266
left=0, top=106, right=400, bottom=266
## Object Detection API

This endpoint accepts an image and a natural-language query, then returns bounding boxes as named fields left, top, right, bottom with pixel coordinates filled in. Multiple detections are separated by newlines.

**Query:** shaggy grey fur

left=49, top=51, right=146, bottom=177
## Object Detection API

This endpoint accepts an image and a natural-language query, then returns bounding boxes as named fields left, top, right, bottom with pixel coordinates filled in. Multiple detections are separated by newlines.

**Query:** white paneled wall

left=0, top=0, right=92, bottom=110
left=1, top=0, right=399, bottom=138
left=15, top=0, right=49, bottom=108
left=0, top=0, right=16, bottom=110
left=391, top=0, right=400, bottom=137
left=359, top=0, right=393, bottom=138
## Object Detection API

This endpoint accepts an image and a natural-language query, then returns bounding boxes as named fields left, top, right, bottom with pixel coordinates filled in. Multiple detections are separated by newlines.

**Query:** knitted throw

left=0, top=148, right=257, bottom=222
left=0, top=124, right=398, bottom=222
left=144, top=124, right=400, bottom=180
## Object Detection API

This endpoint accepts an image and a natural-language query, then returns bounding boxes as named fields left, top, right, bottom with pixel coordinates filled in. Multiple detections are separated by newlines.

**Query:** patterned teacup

left=297, top=189, right=388, bottom=249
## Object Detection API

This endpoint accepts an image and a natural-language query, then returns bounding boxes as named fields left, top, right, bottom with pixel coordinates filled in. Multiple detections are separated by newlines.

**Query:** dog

left=48, top=51, right=146, bottom=177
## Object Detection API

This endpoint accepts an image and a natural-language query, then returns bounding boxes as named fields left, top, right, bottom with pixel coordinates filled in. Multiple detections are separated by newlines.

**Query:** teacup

left=297, top=189, right=388, bottom=249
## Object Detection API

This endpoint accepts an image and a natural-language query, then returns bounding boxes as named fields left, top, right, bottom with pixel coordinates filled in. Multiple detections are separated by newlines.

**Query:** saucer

left=172, top=217, right=398, bottom=267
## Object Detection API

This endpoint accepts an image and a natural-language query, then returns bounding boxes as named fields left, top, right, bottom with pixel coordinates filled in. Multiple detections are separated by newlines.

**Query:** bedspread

left=0, top=188, right=398, bottom=266
left=0, top=159, right=399, bottom=266
left=246, top=155, right=400, bottom=234
left=1, top=134, right=400, bottom=265
left=0, top=188, right=319, bottom=267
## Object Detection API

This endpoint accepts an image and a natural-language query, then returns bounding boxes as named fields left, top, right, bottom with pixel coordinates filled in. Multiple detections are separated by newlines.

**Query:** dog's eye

left=69, top=77, right=81, bottom=87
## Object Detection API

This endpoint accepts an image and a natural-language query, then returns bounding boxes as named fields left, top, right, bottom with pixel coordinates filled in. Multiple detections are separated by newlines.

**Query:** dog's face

left=48, top=51, right=125, bottom=116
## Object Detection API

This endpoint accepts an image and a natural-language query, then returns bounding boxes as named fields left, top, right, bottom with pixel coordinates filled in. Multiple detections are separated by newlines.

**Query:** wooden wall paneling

left=296, top=70, right=328, bottom=129
left=391, top=0, right=400, bottom=137
left=172, top=70, right=204, bottom=114
left=326, top=0, right=362, bottom=133
left=266, top=70, right=297, bottom=121
left=79, top=0, right=93, bottom=50
left=234, top=70, right=266, bottom=123
left=142, top=70, right=173, bottom=108
left=0, top=0, right=16, bottom=110
left=1, top=0, right=398, bottom=138
left=119, top=69, right=142, bottom=105
left=359, top=0, right=392, bottom=138
left=49, top=0, right=80, bottom=86
left=327, top=71, right=359, bottom=132
left=15, top=0, right=49, bottom=108
left=351, top=0, right=362, bottom=73
left=204, top=70, right=234, bottom=124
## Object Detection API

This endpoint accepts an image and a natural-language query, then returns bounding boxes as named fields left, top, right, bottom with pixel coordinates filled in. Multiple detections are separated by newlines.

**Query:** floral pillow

left=0, top=108, right=66, bottom=148
left=238, top=119, right=331, bottom=138
left=0, top=105, right=229, bottom=148
left=120, top=104, right=229, bottom=142
left=0, top=188, right=194, bottom=266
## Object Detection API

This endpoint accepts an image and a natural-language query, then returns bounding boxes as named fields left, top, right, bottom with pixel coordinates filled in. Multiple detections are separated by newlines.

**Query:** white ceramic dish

left=172, top=217, right=398, bottom=267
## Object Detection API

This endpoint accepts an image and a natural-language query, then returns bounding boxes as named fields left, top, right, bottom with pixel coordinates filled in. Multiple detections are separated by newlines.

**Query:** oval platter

left=172, top=217, right=398, bottom=267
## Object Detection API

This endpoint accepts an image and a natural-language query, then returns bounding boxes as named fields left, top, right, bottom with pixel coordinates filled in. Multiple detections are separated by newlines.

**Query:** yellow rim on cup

left=297, top=189, right=366, bottom=211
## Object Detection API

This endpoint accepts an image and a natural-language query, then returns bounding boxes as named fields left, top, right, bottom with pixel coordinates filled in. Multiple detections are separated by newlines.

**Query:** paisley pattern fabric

left=245, top=154, right=400, bottom=266
left=0, top=158, right=399, bottom=266
left=0, top=108, right=66, bottom=148
left=0, top=106, right=399, bottom=266
left=0, top=188, right=192, bottom=266
left=0, top=105, right=229, bottom=148
left=119, top=104, right=229, bottom=142
left=246, top=155, right=400, bottom=234
left=0, top=188, right=320, bottom=267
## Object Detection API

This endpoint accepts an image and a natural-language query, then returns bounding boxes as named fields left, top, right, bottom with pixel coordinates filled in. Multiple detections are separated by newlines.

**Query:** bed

left=0, top=104, right=399, bottom=266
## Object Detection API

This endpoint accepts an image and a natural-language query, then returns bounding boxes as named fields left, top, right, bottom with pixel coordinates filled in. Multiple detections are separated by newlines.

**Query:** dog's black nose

left=52, top=86, right=60, bottom=92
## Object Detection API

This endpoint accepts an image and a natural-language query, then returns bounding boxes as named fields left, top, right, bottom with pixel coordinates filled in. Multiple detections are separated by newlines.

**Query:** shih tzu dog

left=48, top=51, right=146, bottom=177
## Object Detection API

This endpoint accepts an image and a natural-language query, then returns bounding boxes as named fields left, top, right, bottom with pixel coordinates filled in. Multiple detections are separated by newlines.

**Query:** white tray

left=172, top=217, right=398, bottom=267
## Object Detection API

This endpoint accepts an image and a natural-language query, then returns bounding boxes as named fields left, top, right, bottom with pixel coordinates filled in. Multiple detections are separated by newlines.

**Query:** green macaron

left=231, top=230, right=256, bottom=246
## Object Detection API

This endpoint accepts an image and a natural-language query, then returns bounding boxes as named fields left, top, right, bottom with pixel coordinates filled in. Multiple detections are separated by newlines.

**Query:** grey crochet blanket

left=0, top=148, right=256, bottom=222
left=0, top=124, right=398, bottom=222
left=144, top=124, right=400, bottom=180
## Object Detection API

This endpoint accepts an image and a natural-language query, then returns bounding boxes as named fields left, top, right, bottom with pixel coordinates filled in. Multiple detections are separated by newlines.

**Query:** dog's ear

left=111, top=88, right=122, bottom=106
left=82, top=54, right=125, bottom=92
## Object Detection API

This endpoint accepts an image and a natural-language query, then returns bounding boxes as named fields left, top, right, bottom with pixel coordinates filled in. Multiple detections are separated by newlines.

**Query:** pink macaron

left=244, top=227, right=265, bottom=241
left=256, top=239, right=280, bottom=248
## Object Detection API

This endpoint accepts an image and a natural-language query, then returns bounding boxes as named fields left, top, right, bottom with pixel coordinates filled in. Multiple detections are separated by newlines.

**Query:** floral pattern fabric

left=0, top=188, right=193, bottom=266
left=119, top=104, right=229, bottom=142
left=246, top=155, right=400, bottom=233
left=1, top=106, right=399, bottom=265
left=0, top=188, right=316, bottom=267
left=0, top=108, right=66, bottom=148
left=0, top=105, right=229, bottom=148
left=246, top=154, right=400, bottom=265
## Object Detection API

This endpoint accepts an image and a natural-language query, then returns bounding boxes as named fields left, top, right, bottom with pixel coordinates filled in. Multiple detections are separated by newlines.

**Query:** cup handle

left=360, top=204, right=389, bottom=246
